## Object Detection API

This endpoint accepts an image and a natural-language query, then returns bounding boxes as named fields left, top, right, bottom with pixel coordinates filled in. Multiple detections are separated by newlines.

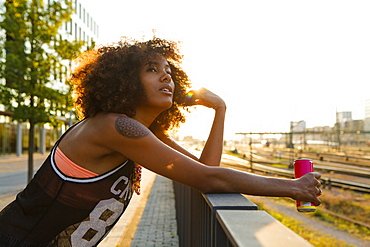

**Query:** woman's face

left=138, top=55, right=175, bottom=111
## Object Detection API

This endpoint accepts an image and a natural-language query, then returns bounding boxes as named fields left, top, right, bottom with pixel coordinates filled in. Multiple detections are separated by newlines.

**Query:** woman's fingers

left=186, top=88, right=225, bottom=109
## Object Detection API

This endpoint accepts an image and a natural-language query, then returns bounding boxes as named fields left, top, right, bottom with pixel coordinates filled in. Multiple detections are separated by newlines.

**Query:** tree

left=0, top=0, right=85, bottom=182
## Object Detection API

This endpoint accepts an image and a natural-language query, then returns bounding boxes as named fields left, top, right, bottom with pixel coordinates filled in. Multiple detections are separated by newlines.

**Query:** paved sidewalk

left=130, top=175, right=179, bottom=247
left=99, top=168, right=157, bottom=246
left=101, top=171, right=179, bottom=247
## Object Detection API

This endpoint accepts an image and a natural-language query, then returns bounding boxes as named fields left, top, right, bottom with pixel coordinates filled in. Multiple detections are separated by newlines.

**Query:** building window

left=79, top=3, right=81, bottom=19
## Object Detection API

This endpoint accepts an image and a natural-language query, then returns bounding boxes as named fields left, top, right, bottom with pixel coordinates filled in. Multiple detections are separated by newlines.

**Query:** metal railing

left=173, top=181, right=313, bottom=247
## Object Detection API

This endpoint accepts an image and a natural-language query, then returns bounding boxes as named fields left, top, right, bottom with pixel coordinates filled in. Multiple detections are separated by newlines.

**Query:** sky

left=87, top=0, right=370, bottom=140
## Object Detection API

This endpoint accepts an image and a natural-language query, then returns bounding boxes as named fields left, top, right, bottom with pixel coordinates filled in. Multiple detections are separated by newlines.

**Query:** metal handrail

left=173, top=181, right=313, bottom=247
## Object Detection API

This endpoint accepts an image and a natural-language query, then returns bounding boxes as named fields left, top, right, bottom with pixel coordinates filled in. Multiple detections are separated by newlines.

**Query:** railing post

left=203, top=194, right=258, bottom=246
left=173, top=181, right=313, bottom=246
left=216, top=210, right=313, bottom=247
left=173, top=181, right=258, bottom=247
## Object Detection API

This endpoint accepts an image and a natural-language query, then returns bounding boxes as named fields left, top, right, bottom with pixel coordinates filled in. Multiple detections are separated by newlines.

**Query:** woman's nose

left=161, top=71, right=171, bottom=82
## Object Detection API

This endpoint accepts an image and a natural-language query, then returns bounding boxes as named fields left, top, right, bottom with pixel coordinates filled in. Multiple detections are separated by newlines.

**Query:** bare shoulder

left=96, top=113, right=150, bottom=140
left=114, top=115, right=150, bottom=139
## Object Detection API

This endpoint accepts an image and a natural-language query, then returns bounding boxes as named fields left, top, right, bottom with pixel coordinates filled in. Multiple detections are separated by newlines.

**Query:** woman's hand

left=184, top=88, right=226, bottom=166
left=186, top=88, right=226, bottom=110
left=291, top=172, right=322, bottom=206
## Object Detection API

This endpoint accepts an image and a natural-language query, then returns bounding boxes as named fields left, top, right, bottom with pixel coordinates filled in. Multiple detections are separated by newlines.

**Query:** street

left=0, top=154, right=47, bottom=209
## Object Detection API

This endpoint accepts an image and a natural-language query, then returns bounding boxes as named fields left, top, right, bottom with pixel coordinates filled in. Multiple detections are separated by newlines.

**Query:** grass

left=319, top=191, right=370, bottom=224
left=226, top=150, right=290, bottom=168
left=314, top=208, right=370, bottom=241
left=270, top=163, right=289, bottom=168
left=314, top=189, right=370, bottom=241
left=255, top=188, right=370, bottom=244
left=254, top=199, right=357, bottom=247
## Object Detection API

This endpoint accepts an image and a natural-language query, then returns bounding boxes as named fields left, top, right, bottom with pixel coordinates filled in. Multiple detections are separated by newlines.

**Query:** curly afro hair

left=70, top=37, right=192, bottom=131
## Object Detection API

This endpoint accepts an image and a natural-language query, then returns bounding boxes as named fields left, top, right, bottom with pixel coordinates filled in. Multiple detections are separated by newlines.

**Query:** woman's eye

left=147, top=68, right=157, bottom=72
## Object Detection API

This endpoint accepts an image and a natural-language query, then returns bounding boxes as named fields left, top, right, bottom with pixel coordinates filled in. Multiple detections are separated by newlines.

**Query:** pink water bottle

left=294, top=159, right=316, bottom=213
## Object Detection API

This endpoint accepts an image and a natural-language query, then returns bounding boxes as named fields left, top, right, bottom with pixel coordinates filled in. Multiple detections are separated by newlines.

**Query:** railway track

left=222, top=150, right=370, bottom=233
left=250, top=149, right=370, bottom=179
left=274, top=149, right=370, bottom=168
left=221, top=151, right=370, bottom=232
left=221, top=153, right=370, bottom=194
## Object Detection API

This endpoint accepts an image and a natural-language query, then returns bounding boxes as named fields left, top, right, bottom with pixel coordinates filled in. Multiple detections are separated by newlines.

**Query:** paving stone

left=130, top=175, right=179, bottom=247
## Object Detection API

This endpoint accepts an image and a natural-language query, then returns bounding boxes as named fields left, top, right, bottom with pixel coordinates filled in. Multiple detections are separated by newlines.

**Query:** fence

left=173, top=181, right=313, bottom=247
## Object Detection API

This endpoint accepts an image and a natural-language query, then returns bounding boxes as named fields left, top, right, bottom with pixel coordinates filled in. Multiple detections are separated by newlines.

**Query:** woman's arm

left=104, top=115, right=322, bottom=206
left=198, top=105, right=226, bottom=166
left=188, top=88, right=226, bottom=166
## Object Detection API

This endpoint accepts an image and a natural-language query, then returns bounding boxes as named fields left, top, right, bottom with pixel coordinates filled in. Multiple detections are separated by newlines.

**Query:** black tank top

left=0, top=120, right=135, bottom=247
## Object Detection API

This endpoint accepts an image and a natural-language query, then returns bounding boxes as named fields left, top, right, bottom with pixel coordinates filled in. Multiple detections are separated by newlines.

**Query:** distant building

left=291, top=120, right=306, bottom=132
left=307, top=126, right=332, bottom=132
left=343, top=119, right=363, bottom=133
left=334, top=111, right=367, bottom=146
left=364, top=99, right=370, bottom=131
left=336, top=111, right=352, bottom=129
left=365, top=99, right=370, bottom=118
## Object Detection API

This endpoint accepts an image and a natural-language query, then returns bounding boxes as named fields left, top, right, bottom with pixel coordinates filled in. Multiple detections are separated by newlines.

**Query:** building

left=365, top=99, right=370, bottom=118
left=364, top=99, right=370, bottom=132
left=0, top=0, right=100, bottom=155
left=336, top=111, right=352, bottom=129
left=291, top=120, right=306, bottom=132
left=66, top=0, right=99, bottom=48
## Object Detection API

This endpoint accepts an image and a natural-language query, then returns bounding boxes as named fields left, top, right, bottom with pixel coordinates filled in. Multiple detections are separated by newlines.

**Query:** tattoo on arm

left=115, top=116, right=150, bottom=139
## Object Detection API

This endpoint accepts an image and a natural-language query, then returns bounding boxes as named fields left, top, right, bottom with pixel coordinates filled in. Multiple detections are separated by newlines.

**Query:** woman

left=0, top=38, right=321, bottom=247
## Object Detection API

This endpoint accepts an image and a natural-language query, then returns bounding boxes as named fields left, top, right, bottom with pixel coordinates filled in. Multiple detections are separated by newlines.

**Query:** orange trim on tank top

left=55, top=147, right=98, bottom=178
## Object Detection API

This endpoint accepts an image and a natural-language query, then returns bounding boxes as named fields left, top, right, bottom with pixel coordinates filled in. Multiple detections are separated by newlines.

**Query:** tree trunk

left=28, top=118, right=35, bottom=183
